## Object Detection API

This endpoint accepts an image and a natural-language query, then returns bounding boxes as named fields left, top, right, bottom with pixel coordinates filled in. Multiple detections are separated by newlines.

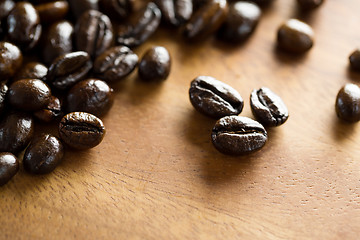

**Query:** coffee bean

left=349, top=49, right=360, bottom=71
left=0, top=111, right=34, bottom=154
left=35, top=1, right=69, bottom=24
left=138, top=46, right=171, bottom=82
left=0, top=152, right=18, bottom=186
left=250, top=87, right=289, bottom=127
left=69, top=0, right=99, bottom=19
left=34, top=96, right=62, bottom=123
left=211, top=116, right=267, bottom=155
left=189, top=76, right=244, bottom=119
left=93, top=46, right=138, bottom=83
left=277, top=19, right=314, bottom=54
left=335, top=83, right=360, bottom=122
left=59, top=112, right=106, bottom=150
left=13, top=62, right=48, bottom=81
left=297, top=0, right=324, bottom=10
left=99, top=0, right=133, bottom=20
left=0, top=41, right=23, bottom=80
left=23, top=133, right=64, bottom=174
left=0, top=82, right=8, bottom=115
left=66, top=79, right=113, bottom=117
left=155, top=0, right=193, bottom=26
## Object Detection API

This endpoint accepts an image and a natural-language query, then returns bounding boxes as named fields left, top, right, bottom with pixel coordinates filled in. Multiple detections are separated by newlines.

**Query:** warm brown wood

left=1, top=0, right=360, bottom=239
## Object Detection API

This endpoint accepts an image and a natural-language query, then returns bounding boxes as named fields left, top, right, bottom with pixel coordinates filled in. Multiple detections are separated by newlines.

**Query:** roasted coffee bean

left=189, top=76, right=244, bottom=119
left=46, top=51, right=93, bottom=90
left=117, top=2, right=161, bottom=48
left=94, top=46, right=138, bottom=83
left=7, top=2, right=42, bottom=51
left=43, top=20, right=74, bottom=65
left=217, top=1, right=261, bottom=43
left=349, top=49, right=360, bottom=71
left=277, top=19, right=314, bottom=54
left=59, top=112, right=106, bottom=150
left=69, top=0, right=99, bottom=19
left=8, top=79, right=52, bottom=111
left=13, top=62, right=48, bottom=81
left=99, top=0, right=133, bottom=20
left=0, top=41, right=23, bottom=80
left=335, top=83, right=360, bottom=122
left=182, top=0, right=228, bottom=41
left=34, top=96, right=62, bottom=122
left=0, top=111, right=34, bottom=154
left=0, top=82, right=8, bottom=114
left=23, top=134, right=64, bottom=174
left=66, top=79, right=113, bottom=117
left=297, top=0, right=324, bottom=10
left=155, top=0, right=193, bottom=26
left=250, top=87, right=288, bottom=127
left=0, top=152, right=18, bottom=186
left=211, top=116, right=267, bottom=155
left=35, top=1, right=69, bottom=24
left=138, top=46, right=171, bottom=82
left=75, top=10, right=113, bottom=58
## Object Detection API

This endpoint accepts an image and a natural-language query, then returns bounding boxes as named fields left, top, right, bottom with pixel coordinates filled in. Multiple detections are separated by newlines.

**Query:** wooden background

left=1, top=0, right=360, bottom=239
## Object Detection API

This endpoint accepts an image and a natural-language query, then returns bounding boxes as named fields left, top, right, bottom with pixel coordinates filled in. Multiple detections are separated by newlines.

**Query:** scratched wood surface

left=1, top=0, right=360, bottom=239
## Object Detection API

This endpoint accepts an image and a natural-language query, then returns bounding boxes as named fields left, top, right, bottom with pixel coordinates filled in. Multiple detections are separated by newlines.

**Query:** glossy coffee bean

left=211, top=116, right=267, bottom=155
left=7, top=2, right=42, bottom=50
left=250, top=87, right=289, bottom=127
left=35, top=1, right=69, bottom=24
left=23, top=134, right=64, bottom=174
left=0, top=82, right=8, bottom=114
left=94, top=46, right=138, bottom=83
left=182, top=0, right=228, bottom=41
left=13, top=62, right=48, bottom=81
left=66, top=79, right=113, bottom=117
left=117, top=2, right=161, bottom=48
left=0, top=111, right=34, bottom=154
left=46, top=51, right=93, bottom=90
left=335, top=83, right=360, bottom=122
left=69, top=0, right=99, bottom=19
left=217, top=1, right=261, bottom=43
left=277, top=19, right=314, bottom=54
left=138, top=46, right=171, bottom=82
left=0, top=152, right=18, bottom=186
left=8, top=79, right=52, bottom=111
left=34, top=96, right=62, bottom=122
left=189, top=76, right=244, bottom=119
left=155, top=0, right=193, bottom=26
left=349, top=49, right=360, bottom=71
left=75, top=10, right=113, bottom=58
left=0, top=41, right=23, bottom=80
left=297, top=0, right=323, bottom=10
left=99, top=0, right=133, bottom=20
left=59, top=112, right=106, bottom=150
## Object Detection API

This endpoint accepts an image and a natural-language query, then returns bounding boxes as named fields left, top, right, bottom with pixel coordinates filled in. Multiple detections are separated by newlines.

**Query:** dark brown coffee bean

left=13, top=62, right=48, bottom=81
left=349, top=49, right=360, bottom=72
left=46, top=51, right=93, bottom=90
left=0, top=111, right=34, bottom=154
left=189, top=76, right=244, bottom=119
left=66, top=79, right=113, bottom=117
left=94, top=46, right=138, bottom=83
left=23, top=133, right=64, bottom=174
left=59, top=112, right=106, bottom=150
left=7, top=2, right=42, bottom=51
left=35, top=1, right=69, bottom=24
left=297, top=0, right=323, bottom=10
left=182, top=0, right=228, bottom=41
left=155, top=0, right=193, bottom=26
left=250, top=87, right=289, bottom=127
left=0, top=152, right=18, bottom=186
left=0, top=82, right=8, bottom=114
left=69, top=0, right=99, bottom=19
left=335, top=83, right=360, bottom=122
left=99, top=0, right=133, bottom=20
left=34, top=96, right=62, bottom=122
left=211, top=116, right=267, bottom=155
left=8, top=79, right=52, bottom=111
left=217, top=1, right=261, bottom=43
left=75, top=10, right=114, bottom=58
left=117, top=2, right=161, bottom=48
left=0, top=41, right=23, bottom=80
left=138, top=46, right=171, bottom=82
left=277, top=19, right=314, bottom=54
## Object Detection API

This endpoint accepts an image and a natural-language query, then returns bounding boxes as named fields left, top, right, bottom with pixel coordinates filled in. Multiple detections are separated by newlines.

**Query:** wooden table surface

left=2, top=0, right=360, bottom=239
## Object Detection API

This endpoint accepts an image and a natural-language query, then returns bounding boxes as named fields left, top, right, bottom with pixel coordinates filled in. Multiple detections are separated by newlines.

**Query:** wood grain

left=1, top=0, right=360, bottom=239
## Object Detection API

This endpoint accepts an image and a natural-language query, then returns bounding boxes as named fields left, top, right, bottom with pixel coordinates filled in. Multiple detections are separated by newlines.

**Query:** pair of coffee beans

left=189, top=76, right=289, bottom=155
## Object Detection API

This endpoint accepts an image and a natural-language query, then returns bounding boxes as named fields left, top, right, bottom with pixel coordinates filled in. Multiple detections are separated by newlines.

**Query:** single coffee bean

left=250, top=87, right=289, bottom=127
left=335, top=83, right=360, bottom=122
left=66, top=79, right=113, bottom=117
left=297, top=0, right=324, bottom=10
left=189, top=76, right=244, bottom=119
left=59, top=112, right=106, bottom=150
left=277, top=19, right=314, bottom=54
left=349, top=49, right=360, bottom=71
left=0, top=111, right=34, bottom=154
left=94, top=46, right=138, bottom=83
left=117, top=2, right=161, bottom=48
left=0, top=82, right=8, bottom=114
left=0, top=41, right=23, bottom=80
left=99, top=0, right=133, bottom=20
left=155, top=0, right=193, bottom=26
left=211, top=116, right=267, bottom=155
left=8, top=79, right=52, bottom=112
left=34, top=96, right=62, bottom=122
left=75, top=10, right=114, bottom=58
left=217, top=1, right=261, bottom=43
left=68, top=0, right=99, bottom=19
left=13, top=62, right=48, bottom=81
left=46, top=51, right=93, bottom=90
left=182, top=0, right=228, bottom=41
left=7, top=2, right=42, bottom=50
left=138, top=46, right=171, bottom=82
left=35, top=1, right=69, bottom=24
left=23, top=134, right=64, bottom=174
left=0, top=152, right=18, bottom=186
